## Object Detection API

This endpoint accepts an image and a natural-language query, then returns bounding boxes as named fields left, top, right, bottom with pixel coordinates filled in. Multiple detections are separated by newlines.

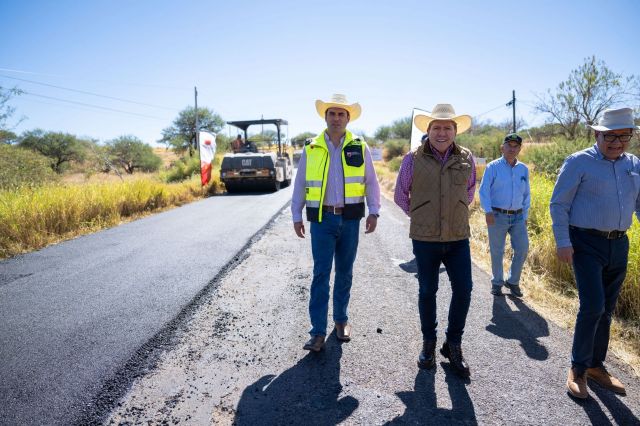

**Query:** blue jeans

left=487, top=212, right=529, bottom=287
left=308, top=213, right=361, bottom=336
left=570, top=227, right=628, bottom=373
left=412, top=239, right=473, bottom=345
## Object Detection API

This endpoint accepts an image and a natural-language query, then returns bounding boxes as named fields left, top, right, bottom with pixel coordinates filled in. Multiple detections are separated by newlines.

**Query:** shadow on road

left=571, top=382, right=640, bottom=425
left=385, top=367, right=477, bottom=424
left=399, top=258, right=445, bottom=275
left=485, top=296, right=549, bottom=360
left=233, top=332, right=358, bottom=425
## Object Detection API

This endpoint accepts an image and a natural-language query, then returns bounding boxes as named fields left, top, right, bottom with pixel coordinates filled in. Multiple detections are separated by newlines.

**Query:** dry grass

left=153, top=147, right=180, bottom=168
left=0, top=176, right=220, bottom=259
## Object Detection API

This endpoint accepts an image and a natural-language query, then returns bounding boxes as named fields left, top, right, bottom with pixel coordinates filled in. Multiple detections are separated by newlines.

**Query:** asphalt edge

left=77, top=201, right=292, bottom=426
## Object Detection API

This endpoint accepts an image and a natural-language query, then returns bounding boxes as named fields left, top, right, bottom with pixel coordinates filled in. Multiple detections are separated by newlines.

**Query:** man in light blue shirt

left=479, top=133, right=530, bottom=297
left=550, top=107, right=640, bottom=400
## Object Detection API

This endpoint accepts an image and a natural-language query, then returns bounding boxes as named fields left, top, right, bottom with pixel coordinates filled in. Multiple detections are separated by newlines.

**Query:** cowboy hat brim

left=589, top=124, right=640, bottom=131
left=315, top=100, right=361, bottom=122
left=414, top=114, right=472, bottom=134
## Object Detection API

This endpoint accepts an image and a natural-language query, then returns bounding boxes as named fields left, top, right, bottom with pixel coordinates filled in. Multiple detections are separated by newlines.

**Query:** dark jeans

left=570, top=227, right=628, bottom=373
left=412, top=238, right=473, bottom=345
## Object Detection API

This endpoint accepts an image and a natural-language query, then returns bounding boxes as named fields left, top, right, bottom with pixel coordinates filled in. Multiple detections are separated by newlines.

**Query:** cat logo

left=242, top=159, right=252, bottom=167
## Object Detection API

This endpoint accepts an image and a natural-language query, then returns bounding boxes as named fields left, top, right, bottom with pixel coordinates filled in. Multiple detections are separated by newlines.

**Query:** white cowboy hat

left=589, top=107, right=640, bottom=131
left=315, top=94, right=361, bottom=121
left=414, top=104, right=472, bottom=134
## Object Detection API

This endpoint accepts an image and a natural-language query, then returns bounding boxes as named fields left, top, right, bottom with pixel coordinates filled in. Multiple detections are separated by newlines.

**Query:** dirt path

left=107, top=198, right=640, bottom=425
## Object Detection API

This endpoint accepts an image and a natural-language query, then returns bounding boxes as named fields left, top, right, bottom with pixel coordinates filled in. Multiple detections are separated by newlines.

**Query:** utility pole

left=194, top=86, right=199, bottom=155
left=505, top=90, right=516, bottom=133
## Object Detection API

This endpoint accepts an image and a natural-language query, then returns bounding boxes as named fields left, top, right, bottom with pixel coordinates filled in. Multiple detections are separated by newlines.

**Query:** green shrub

left=521, top=137, right=591, bottom=176
left=387, top=156, right=403, bottom=172
left=383, top=139, right=408, bottom=161
left=160, top=155, right=201, bottom=182
left=0, top=144, right=58, bottom=190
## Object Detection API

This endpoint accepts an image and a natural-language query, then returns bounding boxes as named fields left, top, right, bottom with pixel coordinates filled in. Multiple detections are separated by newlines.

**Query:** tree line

left=1, top=56, right=637, bottom=183
left=373, top=56, right=639, bottom=166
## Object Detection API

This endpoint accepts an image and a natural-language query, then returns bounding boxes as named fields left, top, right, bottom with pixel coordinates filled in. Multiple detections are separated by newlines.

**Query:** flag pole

left=194, top=86, right=199, bottom=153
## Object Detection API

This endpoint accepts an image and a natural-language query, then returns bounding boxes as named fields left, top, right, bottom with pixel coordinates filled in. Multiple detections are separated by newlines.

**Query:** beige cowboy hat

left=315, top=94, right=361, bottom=121
left=414, top=104, right=472, bottom=134
left=589, top=107, right=640, bottom=131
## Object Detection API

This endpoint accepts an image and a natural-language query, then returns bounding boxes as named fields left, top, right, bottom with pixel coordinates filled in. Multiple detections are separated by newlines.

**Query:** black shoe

left=440, top=341, right=471, bottom=377
left=491, top=285, right=503, bottom=296
left=418, top=340, right=437, bottom=369
left=505, top=282, right=523, bottom=298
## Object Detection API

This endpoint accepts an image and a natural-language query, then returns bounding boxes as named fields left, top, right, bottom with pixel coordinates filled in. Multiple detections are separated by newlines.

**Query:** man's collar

left=500, top=156, right=519, bottom=166
left=592, top=143, right=628, bottom=161
left=324, top=130, right=347, bottom=146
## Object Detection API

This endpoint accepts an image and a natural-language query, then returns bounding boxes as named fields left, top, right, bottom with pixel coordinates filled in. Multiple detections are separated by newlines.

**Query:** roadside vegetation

left=0, top=102, right=228, bottom=259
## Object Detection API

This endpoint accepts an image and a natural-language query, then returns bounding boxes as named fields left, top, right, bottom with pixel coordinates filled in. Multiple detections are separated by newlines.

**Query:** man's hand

left=556, top=246, right=574, bottom=263
left=294, top=221, right=305, bottom=238
left=365, top=214, right=378, bottom=234
left=485, top=212, right=495, bottom=226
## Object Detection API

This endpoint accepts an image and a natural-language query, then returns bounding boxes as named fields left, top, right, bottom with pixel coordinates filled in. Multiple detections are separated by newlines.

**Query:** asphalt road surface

left=0, top=186, right=293, bottom=425
left=106, top=196, right=640, bottom=425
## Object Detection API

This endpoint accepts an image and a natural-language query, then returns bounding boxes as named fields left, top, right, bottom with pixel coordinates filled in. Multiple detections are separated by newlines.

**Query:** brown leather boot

left=586, top=366, right=626, bottom=395
left=567, top=367, right=589, bottom=399
left=335, top=323, right=352, bottom=342
left=303, top=335, right=325, bottom=352
left=440, top=341, right=470, bottom=378
left=418, top=340, right=437, bottom=369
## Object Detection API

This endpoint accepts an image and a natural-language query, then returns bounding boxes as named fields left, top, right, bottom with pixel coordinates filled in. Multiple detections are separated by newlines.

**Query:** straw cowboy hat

left=315, top=94, right=361, bottom=121
left=589, top=107, right=640, bottom=131
left=414, top=104, right=472, bottom=134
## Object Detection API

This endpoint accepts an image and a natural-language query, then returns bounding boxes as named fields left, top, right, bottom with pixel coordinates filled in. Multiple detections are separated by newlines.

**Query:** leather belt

left=492, top=207, right=523, bottom=215
left=570, top=226, right=626, bottom=239
left=322, top=205, right=343, bottom=215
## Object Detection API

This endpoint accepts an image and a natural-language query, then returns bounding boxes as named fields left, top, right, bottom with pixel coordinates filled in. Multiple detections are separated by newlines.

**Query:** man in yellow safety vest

left=291, top=94, right=381, bottom=352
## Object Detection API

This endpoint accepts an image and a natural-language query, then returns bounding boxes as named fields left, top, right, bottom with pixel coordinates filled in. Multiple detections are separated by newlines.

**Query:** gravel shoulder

left=107, top=197, right=640, bottom=425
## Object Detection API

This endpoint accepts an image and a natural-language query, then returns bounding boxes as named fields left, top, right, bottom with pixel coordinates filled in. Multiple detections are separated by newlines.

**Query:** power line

left=0, top=66, right=190, bottom=91
left=21, top=90, right=171, bottom=121
left=473, top=103, right=508, bottom=119
left=0, top=74, right=179, bottom=111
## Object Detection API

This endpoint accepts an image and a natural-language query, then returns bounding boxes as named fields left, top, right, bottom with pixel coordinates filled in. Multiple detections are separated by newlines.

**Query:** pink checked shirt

left=394, top=142, right=476, bottom=215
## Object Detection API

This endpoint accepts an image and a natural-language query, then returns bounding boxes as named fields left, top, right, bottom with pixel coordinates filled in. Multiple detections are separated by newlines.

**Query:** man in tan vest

left=394, top=104, right=476, bottom=377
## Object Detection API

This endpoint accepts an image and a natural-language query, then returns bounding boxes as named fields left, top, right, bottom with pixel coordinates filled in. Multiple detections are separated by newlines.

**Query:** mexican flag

left=198, top=131, right=216, bottom=186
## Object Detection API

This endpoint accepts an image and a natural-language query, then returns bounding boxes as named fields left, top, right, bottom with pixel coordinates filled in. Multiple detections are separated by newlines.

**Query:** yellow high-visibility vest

left=304, top=130, right=366, bottom=222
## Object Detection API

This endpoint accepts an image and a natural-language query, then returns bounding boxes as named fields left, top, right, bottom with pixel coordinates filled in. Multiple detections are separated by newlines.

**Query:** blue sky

left=1, top=0, right=639, bottom=145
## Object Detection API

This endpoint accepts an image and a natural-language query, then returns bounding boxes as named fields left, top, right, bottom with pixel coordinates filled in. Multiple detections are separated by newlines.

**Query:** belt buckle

left=606, top=230, right=619, bottom=239
left=333, top=205, right=339, bottom=215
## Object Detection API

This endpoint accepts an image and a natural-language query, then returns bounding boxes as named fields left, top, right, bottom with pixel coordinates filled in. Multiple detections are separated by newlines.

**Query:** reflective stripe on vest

left=304, top=130, right=367, bottom=222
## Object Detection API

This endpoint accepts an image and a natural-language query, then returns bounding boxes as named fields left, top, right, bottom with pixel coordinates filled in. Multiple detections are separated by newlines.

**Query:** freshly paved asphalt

left=0, top=186, right=293, bottom=425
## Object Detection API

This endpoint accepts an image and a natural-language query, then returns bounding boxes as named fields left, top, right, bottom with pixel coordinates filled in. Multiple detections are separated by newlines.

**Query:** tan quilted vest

left=409, top=143, right=473, bottom=242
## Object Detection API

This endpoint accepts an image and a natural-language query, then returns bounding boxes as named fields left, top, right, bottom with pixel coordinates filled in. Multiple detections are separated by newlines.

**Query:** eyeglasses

left=602, top=134, right=633, bottom=143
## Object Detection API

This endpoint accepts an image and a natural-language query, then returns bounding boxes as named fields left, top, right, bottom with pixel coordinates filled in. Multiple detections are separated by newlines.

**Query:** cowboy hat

left=589, top=107, right=640, bottom=131
left=414, top=104, right=472, bottom=134
left=315, top=94, right=361, bottom=122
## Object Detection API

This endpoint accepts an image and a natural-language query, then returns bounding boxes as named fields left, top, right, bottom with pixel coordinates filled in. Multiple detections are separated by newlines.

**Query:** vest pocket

left=453, top=170, right=467, bottom=185
left=410, top=200, right=430, bottom=213
left=344, top=145, right=364, bottom=167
